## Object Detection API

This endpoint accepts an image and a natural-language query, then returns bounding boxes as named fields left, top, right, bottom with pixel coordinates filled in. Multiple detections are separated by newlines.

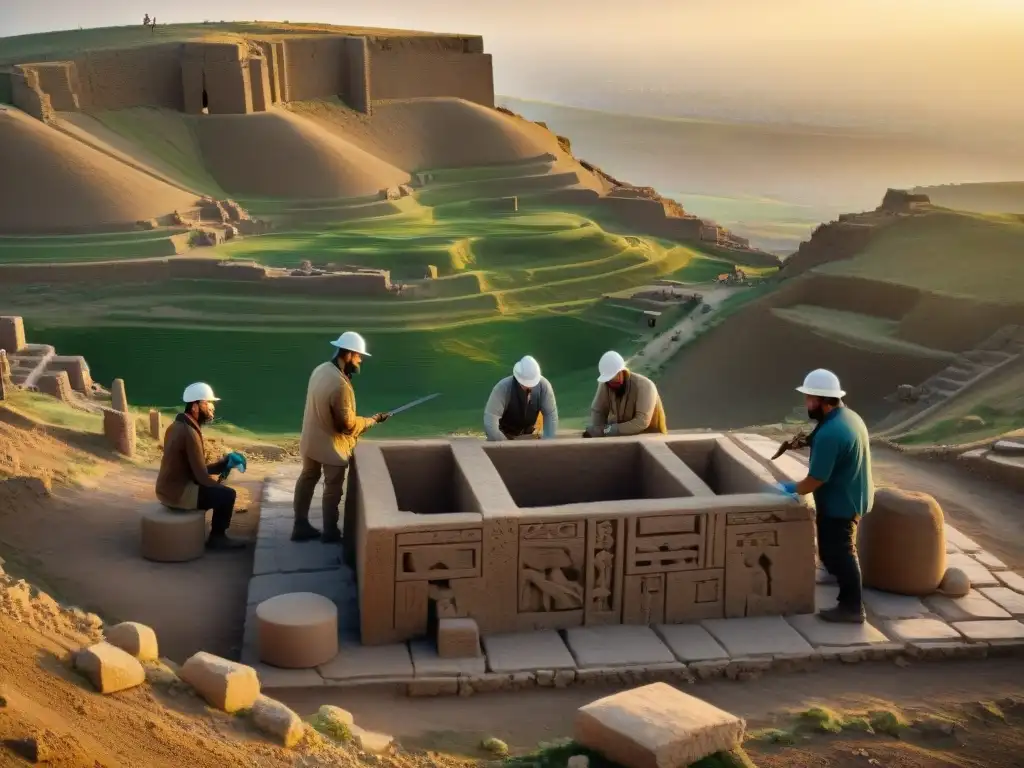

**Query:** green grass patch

left=0, top=231, right=184, bottom=264
left=868, top=708, right=908, bottom=737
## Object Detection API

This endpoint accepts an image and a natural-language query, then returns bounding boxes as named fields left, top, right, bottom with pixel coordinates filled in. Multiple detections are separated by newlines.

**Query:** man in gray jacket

left=483, top=355, right=559, bottom=440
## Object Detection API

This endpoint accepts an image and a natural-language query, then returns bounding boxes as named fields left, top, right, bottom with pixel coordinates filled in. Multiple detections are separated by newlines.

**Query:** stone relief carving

left=518, top=522, right=585, bottom=613
left=627, top=514, right=708, bottom=574
left=395, top=541, right=481, bottom=581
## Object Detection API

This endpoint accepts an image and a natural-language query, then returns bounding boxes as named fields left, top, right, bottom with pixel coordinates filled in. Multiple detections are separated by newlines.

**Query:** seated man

left=155, top=382, right=245, bottom=551
left=584, top=350, right=667, bottom=437
left=483, top=355, right=558, bottom=441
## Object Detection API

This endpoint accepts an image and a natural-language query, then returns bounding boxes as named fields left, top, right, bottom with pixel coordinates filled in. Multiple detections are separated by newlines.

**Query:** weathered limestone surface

left=946, top=553, right=999, bottom=588
left=75, top=642, right=146, bottom=693
left=575, top=682, right=745, bottom=768
left=483, top=630, right=577, bottom=673
left=702, top=616, right=813, bottom=658
left=885, top=618, right=962, bottom=643
left=149, top=409, right=162, bottom=441
left=654, top=624, right=729, bottom=662
left=181, top=651, right=260, bottom=712
left=0, top=316, right=26, bottom=354
left=102, top=407, right=136, bottom=457
left=565, top=626, right=676, bottom=669
left=786, top=614, right=888, bottom=647
left=981, top=587, right=1024, bottom=618
left=252, top=695, right=305, bottom=748
left=953, top=620, right=1024, bottom=642
left=861, top=589, right=928, bottom=619
left=925, top=590, right=1010, bottom=622
left=858, top=488, right=945, bottom=595
left=437, top=617, right=481, bottom=659
left=140, top=504, right=206, bottom=562
left=105, top=621, right=159, bottom=661
left=257, top=592, right=338, bottom=669
left=110, top=378, right=128, bottom=412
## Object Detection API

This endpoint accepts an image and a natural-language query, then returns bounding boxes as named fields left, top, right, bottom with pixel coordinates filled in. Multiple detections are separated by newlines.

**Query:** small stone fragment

left=938, top=568, right=971, bottom=598
left=437, top=617, right=481, bottom=658
left=74, top=642, right=146, bottom=694
left=180, top=651, right=260, bottom=713
left=105, top=621, right=159, bottom=661
left=351, top=723, right=394, bottom=754
left=568, top=755, right=590, bottom=768
left=252, top=695, right=305, bottom=748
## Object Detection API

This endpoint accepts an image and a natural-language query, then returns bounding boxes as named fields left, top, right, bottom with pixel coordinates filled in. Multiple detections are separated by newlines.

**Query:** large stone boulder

left=74, top=642, right=146, bottom=694
left=858, top=488, right=946, bottom=596
left=181, top=651, right=260, bottom=713
left=575, top=682, right=745, bottom=768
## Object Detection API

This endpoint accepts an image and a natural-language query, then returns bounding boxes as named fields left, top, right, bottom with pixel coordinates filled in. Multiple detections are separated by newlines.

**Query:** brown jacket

left=155, top=413, right=223, bottom=509
left=299, top=361, right=376, bottom=465
left=587, top=370, right=667, bottom=436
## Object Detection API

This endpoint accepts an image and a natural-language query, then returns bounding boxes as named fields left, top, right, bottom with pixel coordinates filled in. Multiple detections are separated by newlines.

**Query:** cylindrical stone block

left=857, top=487, right=946, bottom=596
left=256, top=592, right=338, bottom=669
left=140, top=504, right=207, bottom=562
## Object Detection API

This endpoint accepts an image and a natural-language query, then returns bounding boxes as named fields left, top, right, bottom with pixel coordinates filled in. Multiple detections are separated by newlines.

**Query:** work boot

left=320, top=527, right=342, bottom=544
left=291, top=519, right=321, bottom=542
left=206, top=532, right=246, bottom=551
left=818, top=606, right=866, bottom=624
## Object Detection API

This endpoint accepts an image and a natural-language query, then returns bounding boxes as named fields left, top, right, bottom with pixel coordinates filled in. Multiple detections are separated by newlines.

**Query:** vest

left=498, top=380, right=541, bottom=439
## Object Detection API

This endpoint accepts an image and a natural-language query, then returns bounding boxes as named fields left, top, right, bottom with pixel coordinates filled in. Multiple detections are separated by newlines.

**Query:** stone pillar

left=0, top=317, right=26, bottom=354
left=0, top=350, right=11, bottom=399
left=149, top=409, right=162, bottom=441
left=102, top=407, right=136, bottom=457
left=111, top=378, right=128, bottom=413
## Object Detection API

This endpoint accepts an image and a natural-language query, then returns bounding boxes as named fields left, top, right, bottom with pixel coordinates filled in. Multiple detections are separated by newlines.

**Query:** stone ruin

left=348, top=433, right=815, bottom=646
left=102, top=407, right=136, bottom=457
left=880, top=188, right=931, bottom=213
left=0, top=315, right=26, bottom=355
left=38, top=370, right=74, bottom=403
left=111, top=378, right=128, bottom=413
left=0, top=350, right=11, bottom=401
left=149, top=409, right=162, bottom=441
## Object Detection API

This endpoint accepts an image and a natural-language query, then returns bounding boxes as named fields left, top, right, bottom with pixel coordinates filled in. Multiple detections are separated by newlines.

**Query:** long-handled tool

left=771, top=431, right=810, bottom=460
left=387, top=392, right=441, bottom=417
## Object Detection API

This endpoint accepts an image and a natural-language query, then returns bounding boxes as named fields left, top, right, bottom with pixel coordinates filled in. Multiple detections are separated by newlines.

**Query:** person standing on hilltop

left=155, top=382, right=247, bottom=551
left=483, top=355, right=559, bottom=441
left=292, top=332, right=389, bottom=555
left=583, top=351, right=667, bottom=437
left=776, top=369, right=874, bottom=624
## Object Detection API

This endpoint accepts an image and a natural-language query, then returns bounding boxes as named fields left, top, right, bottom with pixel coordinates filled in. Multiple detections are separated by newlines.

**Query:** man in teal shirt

left=778, top=368, right=874, bottom=623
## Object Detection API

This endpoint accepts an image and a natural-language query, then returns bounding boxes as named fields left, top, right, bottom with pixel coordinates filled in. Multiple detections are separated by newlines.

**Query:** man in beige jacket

left=584, top=350, right=667, bottom=437
left=292, top=331, right=389, bottom=545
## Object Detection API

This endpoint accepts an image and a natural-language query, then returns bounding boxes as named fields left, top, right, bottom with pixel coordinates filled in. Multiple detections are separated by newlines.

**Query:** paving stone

left=979, top=588, right=1024, bottom=618
left=702, top=616, right=813, bottom=657
left=273, top=540, right=342, bottom=574
left=564, top=625, right=675, bottom=669
left=251, top=662, right=325, bottom=690
left=482, top=630, right=576, bottom=673
left=786, top=613, right=889, bottom=647
left=972, top=550, right=1008, bottom=571
left=885, top=618, right=962, bottom=643
left=946, top=553, right=999, bottom=588
left=318, top=642, right=413, bottom=681
left=409, top=639, right=486, bottom=677
left=259, top=503, right=294, bottom=520
left=654, top=624, right=729, bottom=662
left=924, top=590, right=1011, bottom=622
left=247, top=571, right=351, bottom=606
left=945, top=527, right=982, bottom=554
left=815, top=584, right=839, bottom=610
left=953, top=620, right=1024, bottom=642
left=862, top=589, right=929, bottom=620
left=252, top=547, right=279, bottom=576
left=996, top=571, right=1024, bottom=592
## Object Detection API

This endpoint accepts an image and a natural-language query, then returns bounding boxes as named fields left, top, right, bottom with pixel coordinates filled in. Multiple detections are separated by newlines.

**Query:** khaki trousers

left=293, top=456, right=347, bottom=536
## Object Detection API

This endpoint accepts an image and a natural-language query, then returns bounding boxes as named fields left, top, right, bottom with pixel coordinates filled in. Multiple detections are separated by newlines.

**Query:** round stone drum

left=256, top=592, right=339, bottom=669
left=140, top=504, right=206, bottom=562
left=857, top=487, right=946, bottom=595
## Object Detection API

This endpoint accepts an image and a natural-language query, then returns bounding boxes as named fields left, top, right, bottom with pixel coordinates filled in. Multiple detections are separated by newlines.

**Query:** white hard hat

left=512, top=355, right=542, bottom=388
left=329, top=331, right=370, bottom=357
left=597, top=350, right=626, bottom=383
left=796, top=368, right=846, bottom=398
left=182, top=382, right=220, bottom=403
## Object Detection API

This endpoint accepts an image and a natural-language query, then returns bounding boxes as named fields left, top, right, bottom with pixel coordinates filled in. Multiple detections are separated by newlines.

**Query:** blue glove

left=226, top=452, right=247, bottom=473
left=774, top=481, right=798, bottom=497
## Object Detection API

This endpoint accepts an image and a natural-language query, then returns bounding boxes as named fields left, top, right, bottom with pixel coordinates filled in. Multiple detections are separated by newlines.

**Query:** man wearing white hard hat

left=155, top=382, right=246, bottom=551
left=776, top=368, right=873, bottom=624
left=292, top=331, right=389, bottom=550
left=483, top=355, right=559, bottom=441
left=583, top=350, right=666, bottom=438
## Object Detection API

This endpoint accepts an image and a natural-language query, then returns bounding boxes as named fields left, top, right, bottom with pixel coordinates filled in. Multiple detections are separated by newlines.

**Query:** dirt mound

left=0, top=107, right=196, bottom=234
left=196, top=110, right=411, bottom=199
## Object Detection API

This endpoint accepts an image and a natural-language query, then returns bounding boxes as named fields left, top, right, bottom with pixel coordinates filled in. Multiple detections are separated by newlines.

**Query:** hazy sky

left=5, top=0, right=1024, bottom=131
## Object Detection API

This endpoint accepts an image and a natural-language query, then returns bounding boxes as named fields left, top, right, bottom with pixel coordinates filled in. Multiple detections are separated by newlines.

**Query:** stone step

left=928, top=377, right=961, bottom=395
left=942, top=366, right=977, bottom=383
left=962, top=349, right=1013, bottom=367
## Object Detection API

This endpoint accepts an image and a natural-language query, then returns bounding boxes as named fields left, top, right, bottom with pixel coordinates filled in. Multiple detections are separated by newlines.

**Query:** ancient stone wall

left=26, top=62, right=80, bottom=111
left=47, top=356, right=92, bottom=393
left=368, top=49, right=494, bottom=107
left=182, top=43, right=252, bottom=115
left=0, top=316, right=26, bottom=354
left=0, top=350, right=11, bottom=400
left=75, top=44, right=185, bottom=110
left=353, top=434, right=815, bottom=645
left=38, top=370, right=74, bottom=402
left=280, top=37, right=350, bottom=103
left=343, top=36, right=370, bottom=114
left=248, top=57, right=271, bottom=112
left=102, top=407, right=136, bottom=457
left=11, top=67, right=53, bottom=122
left=253, top=41, right=285, bottom=104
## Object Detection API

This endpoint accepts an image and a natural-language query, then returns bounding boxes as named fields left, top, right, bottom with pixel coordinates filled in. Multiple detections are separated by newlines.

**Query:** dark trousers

left=816, top=512, right=863, bottom=612
left=197, top=484, right=236, bottom=536
left=293, top=457, right=347, bottom=535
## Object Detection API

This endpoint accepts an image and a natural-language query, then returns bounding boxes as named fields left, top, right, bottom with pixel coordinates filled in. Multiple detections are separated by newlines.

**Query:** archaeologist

left=776, top=368, right=874, bottom=624
left=292, top=331, right=389, bottom=556
left=583, top=351, right=667, bottom=437
left=483, top=355, right=558, bottom=441
left=155, top=382, right=246, bottom=551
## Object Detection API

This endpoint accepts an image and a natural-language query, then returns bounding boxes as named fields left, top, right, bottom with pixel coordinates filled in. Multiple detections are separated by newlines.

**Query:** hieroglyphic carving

left=665, top=569, right=725, bottom=622
left=395, top=541, right=481, bottom=581
left=397, top=529, right=481, bottom=547
left=622, top=574, right=665, bottom=625
left=518, top=521, right=584, bottom=613
left=726, top=511, right=782, bottom=525
left=428, top=581, right=468, bottom=619
left=585, top=518, right=625, bottom=625
left=626, top=514, right=708, bottom=575
left=724, top=521, right=815, bottom=618
left=394, top=581, right=428, bottom=636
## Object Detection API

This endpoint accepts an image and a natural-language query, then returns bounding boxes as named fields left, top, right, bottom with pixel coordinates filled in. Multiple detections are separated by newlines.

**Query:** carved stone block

left=518, top=522, right=585, bottom=616
left=626, top=514, right=709, bottom=575
left=394, top=581, right=428, bottom=637
left=724, top=521, right=815, bottom=618
left=395, top=542, right=481, bottom=582
left=623, top=574, right=666, bottom=625
left=585, top=519, right=625, bottom=625
left=665, top=569, right=725, bottom=622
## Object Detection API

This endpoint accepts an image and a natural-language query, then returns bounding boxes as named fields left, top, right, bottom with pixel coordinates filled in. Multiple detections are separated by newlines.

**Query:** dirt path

left=0, top=465, right=265, bottom=662
left=630, top=285, right=739, bottom=373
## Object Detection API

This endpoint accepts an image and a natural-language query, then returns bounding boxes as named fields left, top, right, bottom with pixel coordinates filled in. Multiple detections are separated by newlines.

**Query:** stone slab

left=972, top=550, right=1008, bottom=571
left=409, top=640, right=486, bottom=677
left=952, top=620, right=1024, bottom=642
left=247, top=571, right=353, bottom=606
left=256, top=539, right=341, bottom=575
left=924, top=590, right=1011, bottom=622
left=885, top=618, right=962, bottom=643
left=979, top=588, right=1024, bottom=618
left=482, top=630, right=576, bottom=673
left=786, top=613, right=889, bottom=647
left=654, top=624, right=729, bottom=663
left=702, top=616, right=814, bottom=657
left=564, top=626, right=675, bottom=669
left=995, top=571, right=1024, bottom=593
left=944, top=527, right=982, bottom=554
left=250, top=662, right=325, bottom=689
left=946, top=553, right=999, bottom=588
left=318, top=642, right=413, bottom=681
left=862, top=589, right=929, bottom=620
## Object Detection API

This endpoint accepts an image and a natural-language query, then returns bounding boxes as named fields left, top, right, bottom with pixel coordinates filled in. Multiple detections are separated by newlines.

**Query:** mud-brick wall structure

left=350, top=433, right=815, bottom=646
left=8, top=31, right=493, bottom=122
